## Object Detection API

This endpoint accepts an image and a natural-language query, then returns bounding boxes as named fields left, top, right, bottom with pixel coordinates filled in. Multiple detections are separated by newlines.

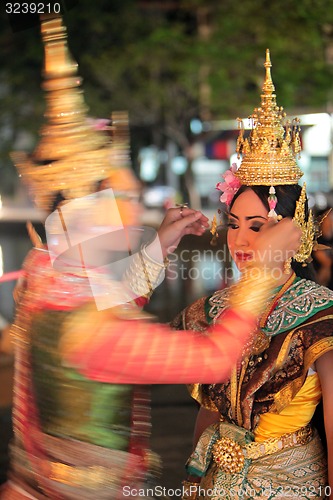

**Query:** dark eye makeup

left=227, top=219, right=265, bottom=232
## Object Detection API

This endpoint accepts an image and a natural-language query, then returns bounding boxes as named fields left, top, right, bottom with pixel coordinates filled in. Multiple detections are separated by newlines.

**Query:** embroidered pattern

left=208, top=288, right=229, bottom=323
left=208, top=279, right=333, bottom=335
left=265, top=279, right=333, bottom=335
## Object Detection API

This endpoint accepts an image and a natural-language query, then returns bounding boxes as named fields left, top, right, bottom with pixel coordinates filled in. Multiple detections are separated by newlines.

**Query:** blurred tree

left=0, top=15, right=43, bottom=195
left=0, top=0, right=332, bottom=197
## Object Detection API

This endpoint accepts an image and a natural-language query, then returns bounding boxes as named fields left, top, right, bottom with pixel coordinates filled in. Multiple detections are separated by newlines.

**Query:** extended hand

left=157, top=207, right=209, bottom=257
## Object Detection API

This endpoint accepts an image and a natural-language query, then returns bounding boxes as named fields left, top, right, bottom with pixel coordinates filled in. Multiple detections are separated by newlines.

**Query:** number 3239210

left=6, top=3, right=61, bottom=14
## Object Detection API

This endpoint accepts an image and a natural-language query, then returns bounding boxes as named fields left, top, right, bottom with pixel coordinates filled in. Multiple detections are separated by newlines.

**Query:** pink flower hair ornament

left=216, top=163, right=242, bottom=207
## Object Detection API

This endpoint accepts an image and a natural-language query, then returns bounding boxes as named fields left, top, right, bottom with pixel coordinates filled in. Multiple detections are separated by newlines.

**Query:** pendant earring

left=284, top=257, right=292, bottom=274
left=210, top=214, right=219, bottom=247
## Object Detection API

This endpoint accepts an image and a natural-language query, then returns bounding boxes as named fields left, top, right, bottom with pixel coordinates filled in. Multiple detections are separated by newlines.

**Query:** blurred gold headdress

left=12, top=15, right=139, bottom=211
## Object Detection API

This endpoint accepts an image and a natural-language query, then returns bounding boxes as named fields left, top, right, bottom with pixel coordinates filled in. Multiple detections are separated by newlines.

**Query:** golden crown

left=235, top=49, right=304, bottom=186
left=12, top=15, right=139, bottom=211
left=228, top=50, right=316, bottom=265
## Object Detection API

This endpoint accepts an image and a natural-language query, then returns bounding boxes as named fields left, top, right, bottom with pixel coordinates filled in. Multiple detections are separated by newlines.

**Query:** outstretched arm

left=61, top=217, right=301, bottom=384
left=60, top=302, right=257, bottom=384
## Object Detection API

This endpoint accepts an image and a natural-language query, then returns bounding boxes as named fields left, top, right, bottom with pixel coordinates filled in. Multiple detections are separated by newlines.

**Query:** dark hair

left=51, top=180, right=109, bottom=213
left=230, top=184, right=315, bottom=280
left=50, top=191, right=66, bottom=213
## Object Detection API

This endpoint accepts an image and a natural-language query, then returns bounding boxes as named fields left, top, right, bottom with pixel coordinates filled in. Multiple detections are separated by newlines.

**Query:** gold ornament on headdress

left=11, top=15, right=139, bottom=210
left=235, top=49, right=303, bottom=186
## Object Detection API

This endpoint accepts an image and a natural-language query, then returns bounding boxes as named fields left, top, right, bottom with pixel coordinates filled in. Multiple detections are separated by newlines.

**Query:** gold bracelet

left=228, top=265, right=276, bottom=317
left=182, top=479, right=200, bottom=500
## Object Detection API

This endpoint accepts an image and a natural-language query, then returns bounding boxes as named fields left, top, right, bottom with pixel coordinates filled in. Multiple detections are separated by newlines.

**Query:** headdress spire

left=235, top=49, right=303, bottom=186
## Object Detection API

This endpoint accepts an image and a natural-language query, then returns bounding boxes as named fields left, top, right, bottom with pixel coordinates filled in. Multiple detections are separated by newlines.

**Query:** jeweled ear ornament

left=292, top=183, right=315, bottom=267
left=284, top=257, right=292, bottom=274
left=210, top=214, right=219, bottom=247
left=268, top=186, right=278, bottom=219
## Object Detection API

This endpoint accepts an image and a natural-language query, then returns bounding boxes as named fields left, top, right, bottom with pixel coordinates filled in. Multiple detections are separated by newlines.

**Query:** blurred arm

left=61, top=266, right=274, bottom=384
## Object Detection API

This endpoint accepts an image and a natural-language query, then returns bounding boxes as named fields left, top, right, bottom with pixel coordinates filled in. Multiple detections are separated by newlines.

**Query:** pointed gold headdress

left=235, top=49, right=303, bottom=186
left=12, top=15, right=139, bottom=211
left=216, top=49, right=316, bottom=265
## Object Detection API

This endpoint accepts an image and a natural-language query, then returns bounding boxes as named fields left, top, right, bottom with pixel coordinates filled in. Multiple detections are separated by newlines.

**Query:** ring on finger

left=176, top=203, right=188, bottom=218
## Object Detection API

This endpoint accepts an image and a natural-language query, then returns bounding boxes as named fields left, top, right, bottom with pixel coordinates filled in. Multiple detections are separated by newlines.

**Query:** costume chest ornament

left=264, top=279, right=333, bottom=335
left=209, top=279, right=333, bottom=336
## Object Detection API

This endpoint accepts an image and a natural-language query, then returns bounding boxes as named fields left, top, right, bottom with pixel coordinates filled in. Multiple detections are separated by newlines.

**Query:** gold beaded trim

left=212, top=424, right=312, bottom=473
left=244, top=424, right=312, bottom=460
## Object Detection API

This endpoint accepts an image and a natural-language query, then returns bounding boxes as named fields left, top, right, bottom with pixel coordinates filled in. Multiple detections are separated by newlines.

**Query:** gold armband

left=228, top=266, right=276, bottom=317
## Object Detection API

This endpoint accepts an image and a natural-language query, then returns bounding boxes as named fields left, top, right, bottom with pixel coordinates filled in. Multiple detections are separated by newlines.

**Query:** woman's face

left=227, top=189, right=270, bottom=271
